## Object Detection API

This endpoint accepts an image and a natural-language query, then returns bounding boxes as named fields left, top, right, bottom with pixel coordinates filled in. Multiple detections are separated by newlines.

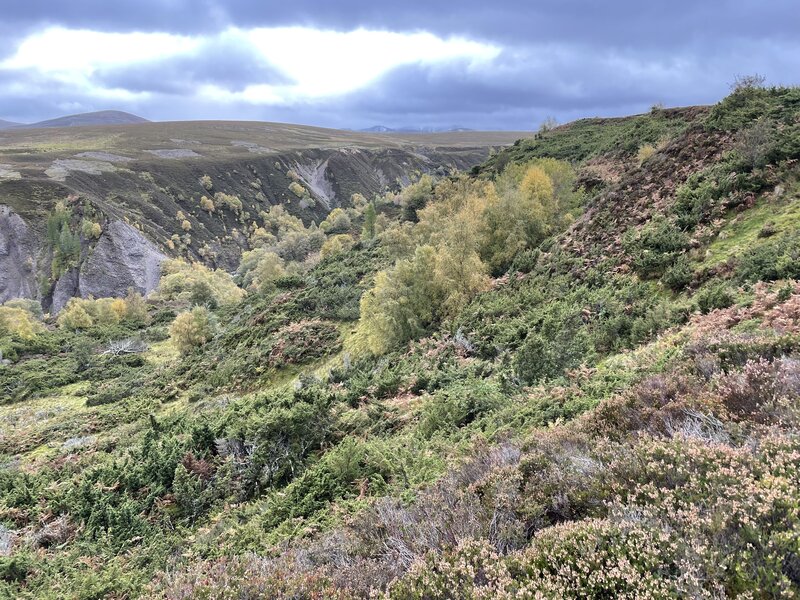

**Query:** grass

left=0, top=122, right=527, bottom=170
left=701, top=183, right=800, bottom=268
left=478, top=105, right=706, bottom=174
left=145, top=339, right=179, bottom=366
left=0, top=383, right=92, bottom=463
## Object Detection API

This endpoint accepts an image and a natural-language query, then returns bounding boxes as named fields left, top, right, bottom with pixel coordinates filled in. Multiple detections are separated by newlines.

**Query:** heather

left=1, top=85, right=799, bottom=599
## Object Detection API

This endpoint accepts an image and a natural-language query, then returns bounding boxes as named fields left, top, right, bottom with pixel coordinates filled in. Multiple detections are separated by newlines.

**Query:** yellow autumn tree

left=91, top=298, right=122, bottom=326
left=480, top=165, right=554, bottom=274
left=111, top=298, right=128, bottom=321
left=237, top=248, right=286, bottom=291
left=169, top=306, right=215, bottom=354
left=57, top=298, right=94, bottom=330
left=214, top=192, right=242, bottom=212
left=0, top=306, right=44, bottom=339
left=123, top=289, right=150, bottom=325
left=288, top=181, right=306, bottom=197
left=320, top=208, right=352, bottom=233
left=354, top=245, right=443, bottom=355
left=199, top=196, right=215, bottom=212
left=320, top=234, right=355, bottom=259
left=157, top=259, right=245, bottom=306
left=426, top=188, right=491, bottom=316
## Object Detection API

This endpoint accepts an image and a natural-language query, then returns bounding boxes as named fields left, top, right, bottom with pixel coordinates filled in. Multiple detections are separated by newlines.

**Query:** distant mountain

left=0, top=119, right=22, bottom=130
left=24, top=110, right=149, bottom=129
left=360, top=125, right=475, bottom=133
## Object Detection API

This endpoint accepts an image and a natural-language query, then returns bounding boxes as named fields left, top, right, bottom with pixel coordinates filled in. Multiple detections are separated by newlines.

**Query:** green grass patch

left=701, top=189, right=800, bottom=268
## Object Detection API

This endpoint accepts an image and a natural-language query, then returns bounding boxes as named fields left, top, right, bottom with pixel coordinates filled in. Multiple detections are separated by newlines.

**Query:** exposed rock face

left=0, top=206, right=37, bottom=303
left=79, top=220, right=166, bottom=301
left=0, top=139, right=503, bottom=308
left=51, top=268, right=80, bottom=314
left=47, top=221, right=166, bottom=313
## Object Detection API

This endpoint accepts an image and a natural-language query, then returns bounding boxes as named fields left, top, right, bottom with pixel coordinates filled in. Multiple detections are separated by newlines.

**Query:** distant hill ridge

left=360, top=125, right=474, bottom=133
left=2, top=110, right=148, bottom=129
left=0, top=119, right=22, bottom=130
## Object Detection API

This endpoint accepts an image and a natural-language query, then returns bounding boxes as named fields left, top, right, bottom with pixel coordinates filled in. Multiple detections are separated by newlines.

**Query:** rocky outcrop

left=0, top=206, right=38, bottom=303
left=46, top=221, right=166, bottom=313
left=0, top=137, right=503, bottom=309
left=79, top=220, right=166, bottom=301
left=51, top=268, right=80, bottom=314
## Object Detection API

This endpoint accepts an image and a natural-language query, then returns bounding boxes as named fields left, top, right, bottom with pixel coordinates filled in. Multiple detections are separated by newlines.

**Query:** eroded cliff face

left=0, top=206, right=38, bottom=304
left=0, top=209, right=167, bottom=312
left=50, top=221, right=166, bottom=313
left=0, top=144, right=498, bottom=309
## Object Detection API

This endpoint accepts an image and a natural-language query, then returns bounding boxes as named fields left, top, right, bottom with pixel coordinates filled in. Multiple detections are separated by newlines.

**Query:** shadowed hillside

left=0, top=121, right=525, bottom=310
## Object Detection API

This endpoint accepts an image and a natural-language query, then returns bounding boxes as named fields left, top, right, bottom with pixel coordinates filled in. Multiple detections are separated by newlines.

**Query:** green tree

left=356, top=245, right=443, bottom=354
left=361, top=202, right=377, bottom=240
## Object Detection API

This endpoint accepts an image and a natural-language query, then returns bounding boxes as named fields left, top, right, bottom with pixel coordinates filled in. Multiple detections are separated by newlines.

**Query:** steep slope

left=0, top=121, right=524, bottom=309
left=0, top=86, right=797, bottom=599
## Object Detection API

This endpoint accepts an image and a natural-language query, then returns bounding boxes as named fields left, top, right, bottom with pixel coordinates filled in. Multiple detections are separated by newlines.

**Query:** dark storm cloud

left=92, top=37, right=290, bottom=95
left=215, top=0, right=800, bottom=48
left=0, top=0, right=218, bottom=35
left=0, top=0, right=798, bottom=128
left=7, top=0, right=794, bottom=46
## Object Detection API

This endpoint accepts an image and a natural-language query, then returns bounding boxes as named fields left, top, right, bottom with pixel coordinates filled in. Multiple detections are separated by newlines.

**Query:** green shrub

left=661, top=255, right=694, bottom=291
left=623, top=216, right=689, bottom=279
left=735, top=231, right=800, bottom=283
left=695, top=283, right=735, bottom=313
left=417, top=378, right=505, bottom=438
left=514, top=325, right=593, bottom=384
left=707, top=85, right=800, bottom=132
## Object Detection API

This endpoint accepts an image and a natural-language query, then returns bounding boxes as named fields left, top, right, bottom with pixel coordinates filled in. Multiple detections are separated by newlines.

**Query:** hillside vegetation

left=0, top=120, right=524, bottom=312
left=1, top=84, right=799, bottom=599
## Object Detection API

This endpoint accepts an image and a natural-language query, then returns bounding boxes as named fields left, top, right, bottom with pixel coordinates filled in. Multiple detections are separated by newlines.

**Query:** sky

left=0, top=1, right=797, bottom=130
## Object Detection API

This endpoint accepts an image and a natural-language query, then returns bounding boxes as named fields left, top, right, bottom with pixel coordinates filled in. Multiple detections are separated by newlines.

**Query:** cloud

left=0, top=1, right=797, bottom=127
left=93, top=35, right=290, bottom=95
left=0, top=25, right=499, bottom=120
left=6, top=1, right=792, bottom=48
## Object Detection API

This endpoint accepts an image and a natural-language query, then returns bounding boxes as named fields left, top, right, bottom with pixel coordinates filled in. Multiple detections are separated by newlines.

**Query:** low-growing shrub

left=623, top=216, right=689, bottom=279
left=696, top=283, right=735, bottom=313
